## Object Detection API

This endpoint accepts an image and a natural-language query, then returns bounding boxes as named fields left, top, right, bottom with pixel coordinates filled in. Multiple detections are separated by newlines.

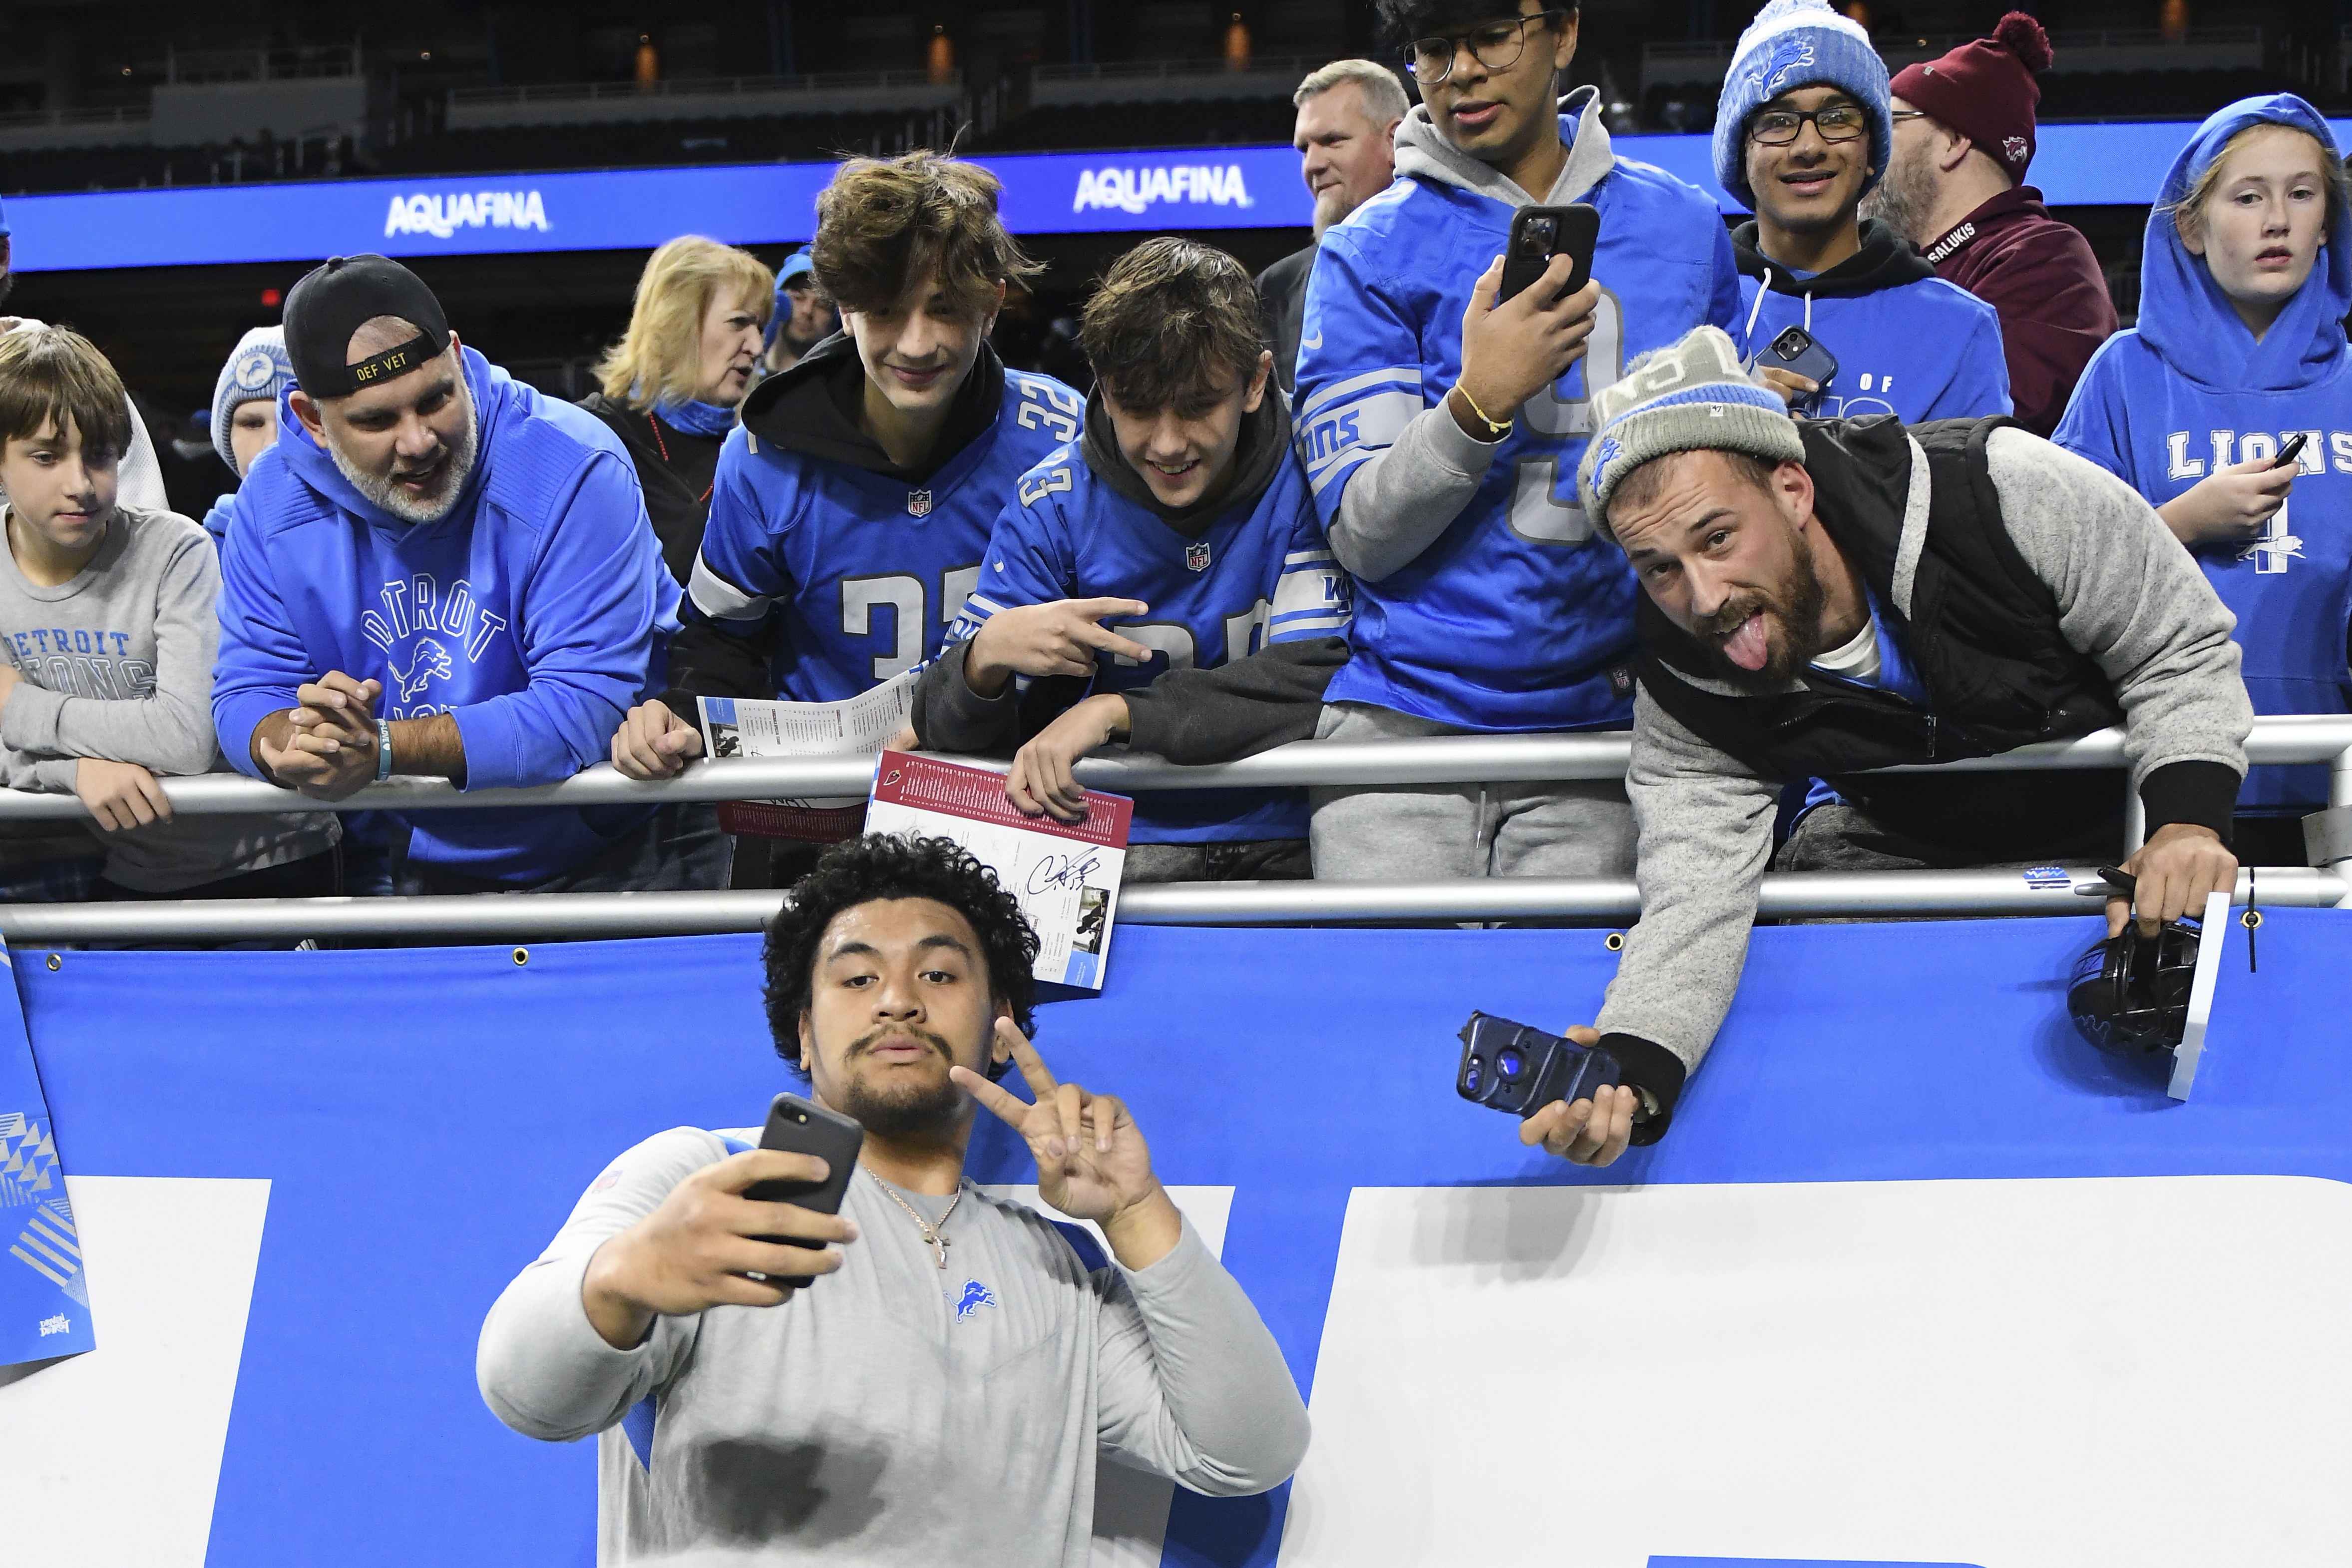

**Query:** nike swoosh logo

left=1302, top=330, right=1324, bottom=350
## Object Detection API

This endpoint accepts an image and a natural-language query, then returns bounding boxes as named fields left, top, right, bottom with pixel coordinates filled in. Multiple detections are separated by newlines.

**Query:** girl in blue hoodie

left=2055, top=95, right=2352, bottom=847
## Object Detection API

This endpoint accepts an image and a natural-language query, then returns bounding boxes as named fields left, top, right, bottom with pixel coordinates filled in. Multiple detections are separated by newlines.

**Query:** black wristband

left=1600, top=1032, right=1689, bottom=1147
left=2138, top=759, right=2241, bottom=846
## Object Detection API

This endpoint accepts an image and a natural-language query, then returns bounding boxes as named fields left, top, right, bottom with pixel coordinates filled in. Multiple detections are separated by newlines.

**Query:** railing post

left=2123, top=776, right=2145, bottom=857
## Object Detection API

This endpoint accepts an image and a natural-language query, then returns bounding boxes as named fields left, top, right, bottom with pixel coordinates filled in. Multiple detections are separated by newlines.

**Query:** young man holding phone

left=1718, top=0, right=2011, bottom=424
left=1295, top=0, right=1741, bottom=881
left=479, top=834, right=1309, bottom=1562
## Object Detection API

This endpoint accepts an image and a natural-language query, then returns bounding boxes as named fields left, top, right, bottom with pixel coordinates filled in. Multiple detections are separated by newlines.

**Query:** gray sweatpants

left=1306, top=702, right=1637, bottom=879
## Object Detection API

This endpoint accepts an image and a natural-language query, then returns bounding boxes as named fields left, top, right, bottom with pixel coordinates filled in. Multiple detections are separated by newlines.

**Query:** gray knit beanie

left=1575, top=326, right=1808, bottom=545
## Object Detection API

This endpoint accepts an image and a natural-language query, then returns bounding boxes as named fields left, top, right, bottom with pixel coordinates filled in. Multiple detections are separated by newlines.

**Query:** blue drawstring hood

left=2052, top=92, right=2352, bottom=818
left=2137, top=93, right=2352, bottom=393
left=214, top=343, right=684, bottom=881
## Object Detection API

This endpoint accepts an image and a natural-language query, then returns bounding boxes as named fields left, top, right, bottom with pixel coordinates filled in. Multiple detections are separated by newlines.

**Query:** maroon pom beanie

left=1889, top=11, right=2053, bottom=182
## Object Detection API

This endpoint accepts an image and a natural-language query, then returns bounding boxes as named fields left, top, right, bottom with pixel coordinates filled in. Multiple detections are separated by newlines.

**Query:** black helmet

left=2067, top=917, right=2202, bottom=1054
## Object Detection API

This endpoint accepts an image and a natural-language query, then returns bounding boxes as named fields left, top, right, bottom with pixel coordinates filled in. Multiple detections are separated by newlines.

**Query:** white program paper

left=696, top=672, right=914, bottom=841
left=862, top=751, right=1132, bottom=990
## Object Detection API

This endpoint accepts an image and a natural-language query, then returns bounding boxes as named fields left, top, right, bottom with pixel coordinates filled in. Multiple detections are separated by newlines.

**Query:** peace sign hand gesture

left=951, top=1019, right=1183, bottom=1271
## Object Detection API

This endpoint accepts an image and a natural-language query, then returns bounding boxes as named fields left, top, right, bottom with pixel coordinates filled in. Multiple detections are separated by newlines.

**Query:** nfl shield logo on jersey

left=907, top=490, right=933, bottom=517
left=1184, top=541, right=1212, bottom=573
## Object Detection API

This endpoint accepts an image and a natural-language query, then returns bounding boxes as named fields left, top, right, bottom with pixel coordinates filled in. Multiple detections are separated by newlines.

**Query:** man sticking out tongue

left=1516, top=324, right=2252, bottom=1169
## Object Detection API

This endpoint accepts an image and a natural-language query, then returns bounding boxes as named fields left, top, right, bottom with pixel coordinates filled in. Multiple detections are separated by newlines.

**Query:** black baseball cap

left=283, top=254, right=452, bottom=397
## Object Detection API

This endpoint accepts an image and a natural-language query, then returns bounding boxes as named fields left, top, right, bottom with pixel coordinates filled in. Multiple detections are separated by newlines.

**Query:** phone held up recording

left=745, top=1092, right=865, bottom=1286
left=1498, top=203, right=1599, bottom=306
left=1455, top=1012, right=1620, bottom=1119
left=1757, top=324, right=1839, bottom=416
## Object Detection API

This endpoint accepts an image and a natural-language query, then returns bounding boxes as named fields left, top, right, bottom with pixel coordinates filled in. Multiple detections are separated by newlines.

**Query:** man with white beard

left=212, top=254, right=723, bottom=896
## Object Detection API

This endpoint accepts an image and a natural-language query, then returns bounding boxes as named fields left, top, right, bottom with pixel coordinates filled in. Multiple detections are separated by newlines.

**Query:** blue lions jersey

left=690, top=370, right=1087, bottom=702
left=1295, top=119, right=1742, bottom=733
left=947, top=442, right=1350, bottom=843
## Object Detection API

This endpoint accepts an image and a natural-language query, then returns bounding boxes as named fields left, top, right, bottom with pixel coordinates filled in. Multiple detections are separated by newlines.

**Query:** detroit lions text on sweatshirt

left=2055, top=92, right=2352, bottom=815
left=213, top=346, right=681, bottom=883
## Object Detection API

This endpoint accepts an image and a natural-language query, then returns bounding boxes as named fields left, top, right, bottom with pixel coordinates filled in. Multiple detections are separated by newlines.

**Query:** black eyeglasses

left=1747, top=103, right=1869, bottom=146
left=1402, top=9, right=1568, bottom=86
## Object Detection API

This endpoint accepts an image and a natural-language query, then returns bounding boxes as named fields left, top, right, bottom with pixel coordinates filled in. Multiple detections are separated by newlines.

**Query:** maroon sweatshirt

left=1923, top=185, right=2117, bottom=436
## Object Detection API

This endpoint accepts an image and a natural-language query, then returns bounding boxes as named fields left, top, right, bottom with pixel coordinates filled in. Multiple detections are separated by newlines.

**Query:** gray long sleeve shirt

left=1596, top=427, right=2254, bottom=1076
left=478, top=1127, right=1310, bottom=1567
left=0, top=503, right=334, bottom=890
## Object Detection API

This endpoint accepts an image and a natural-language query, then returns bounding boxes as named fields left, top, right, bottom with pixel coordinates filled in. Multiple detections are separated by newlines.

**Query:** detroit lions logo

left=390, top=638, right=453, bottom=702
left=1751, top=37, right=1817, bottom=96
left=954, top=1280, right=998, bottom=1319
left=1594, top=435, right=1623, bottom=476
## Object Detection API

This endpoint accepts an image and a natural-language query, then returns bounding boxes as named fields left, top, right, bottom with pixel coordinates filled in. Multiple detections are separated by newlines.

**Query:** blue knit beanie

left=211, top=326, right=295, bottom=472
left=1712, top=0, right=1892, bottom=211
left=766, top=251, right=817, bottom=348
left=1575, top=327, right=1807, bottom=545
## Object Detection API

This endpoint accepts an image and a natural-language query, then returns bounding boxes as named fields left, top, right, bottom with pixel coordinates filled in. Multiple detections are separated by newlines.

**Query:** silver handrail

left=0, top=866, right=2337, bottom=943
left=2, top=714, right=2346, bottom=821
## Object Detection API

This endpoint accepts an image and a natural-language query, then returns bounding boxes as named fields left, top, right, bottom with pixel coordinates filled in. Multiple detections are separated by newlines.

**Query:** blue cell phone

left=1761, top=324, right=1838, bottom=414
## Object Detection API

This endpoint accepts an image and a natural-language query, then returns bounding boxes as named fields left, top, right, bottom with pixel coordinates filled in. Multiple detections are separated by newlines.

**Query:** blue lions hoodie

left=2054, top=94, right=2352, bottom=813
left=214, top=347, right=682, bottom=881
left=1296, top=86, right=1743, bottom=733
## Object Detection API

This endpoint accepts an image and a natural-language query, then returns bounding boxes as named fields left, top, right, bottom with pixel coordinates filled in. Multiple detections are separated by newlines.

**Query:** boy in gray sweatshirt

left=1516, top=326, right=2251, bottom=1167
left=0, top=324, right=335, bottom=897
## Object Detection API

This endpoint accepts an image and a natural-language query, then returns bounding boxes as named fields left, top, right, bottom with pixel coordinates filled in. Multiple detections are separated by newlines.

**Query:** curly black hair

left=763, top=834, right=1039, bottom=1083
left=1373, top=0, right=1573, bottom=50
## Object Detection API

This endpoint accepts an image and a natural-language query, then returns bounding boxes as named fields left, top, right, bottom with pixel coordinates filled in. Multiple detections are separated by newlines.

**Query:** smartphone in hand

left=1760, top=324, right=1839, bottom=414
left=1455, top=1012, right=1620, bottom=1119
left=744, top=1092, right=864, bottom=1286
left=2270, top=431, right=2310, bottom=470
left=1498, top=203, right=1599, bottom=305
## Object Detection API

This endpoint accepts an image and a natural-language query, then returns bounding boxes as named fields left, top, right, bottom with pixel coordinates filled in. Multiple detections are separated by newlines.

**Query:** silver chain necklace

left=869, top=1171, right=963, bottom=1269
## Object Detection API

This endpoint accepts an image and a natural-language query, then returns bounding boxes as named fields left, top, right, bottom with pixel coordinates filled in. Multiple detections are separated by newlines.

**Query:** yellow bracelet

left=1453, top=383, right=1514, bottom=440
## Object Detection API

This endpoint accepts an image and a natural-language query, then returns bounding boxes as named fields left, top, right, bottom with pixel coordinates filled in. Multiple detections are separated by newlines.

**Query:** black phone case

left=1498, top=203, right=1598, bottom=305
left=745, top=1092, right=865, bottom=1285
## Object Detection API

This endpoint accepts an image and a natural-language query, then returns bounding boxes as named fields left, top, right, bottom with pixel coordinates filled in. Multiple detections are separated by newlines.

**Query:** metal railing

left=0, top=715, right=2342, bottom=821
left=0, top=716, right=2344, bottom=942
left=0, top=865, right=2340, bottom=945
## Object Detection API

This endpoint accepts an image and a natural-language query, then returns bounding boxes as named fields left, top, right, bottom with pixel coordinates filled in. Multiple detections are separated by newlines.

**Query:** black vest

left=1636, top=415, right=2125, bottom=854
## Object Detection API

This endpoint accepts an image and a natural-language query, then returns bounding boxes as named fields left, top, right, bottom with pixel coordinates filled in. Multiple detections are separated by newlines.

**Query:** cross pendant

left=925, top=1229, right=950, bottom=1269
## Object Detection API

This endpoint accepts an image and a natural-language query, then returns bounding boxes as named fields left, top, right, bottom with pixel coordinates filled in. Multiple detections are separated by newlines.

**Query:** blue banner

left=4, top=909, right=2347, bottom=1563
left=10, top=119, right=2345, bottom=273
left=5, top=146, right=1314, bottom=273
left=0, top=948, right=93, bottom=1369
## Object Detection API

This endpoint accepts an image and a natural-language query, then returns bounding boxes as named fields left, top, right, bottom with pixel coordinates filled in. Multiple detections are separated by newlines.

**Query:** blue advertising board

left=4, top=118, right=2345, bottom=273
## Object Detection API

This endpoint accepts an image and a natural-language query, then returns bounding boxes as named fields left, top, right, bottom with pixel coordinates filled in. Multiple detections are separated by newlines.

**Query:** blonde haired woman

left=580, top=236, right=774, bottom=585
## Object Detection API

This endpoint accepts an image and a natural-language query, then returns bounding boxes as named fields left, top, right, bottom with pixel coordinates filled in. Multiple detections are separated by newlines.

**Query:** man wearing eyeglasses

left=1715, top=0, right=2010, bottom=425
left=1293, top=0, right=1741, bottom=884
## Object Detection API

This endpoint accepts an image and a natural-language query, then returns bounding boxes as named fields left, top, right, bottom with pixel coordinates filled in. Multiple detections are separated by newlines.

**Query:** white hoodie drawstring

left=1803, top=289, right=1814, bottom=333
left=1743, top=268, right=1772, bottom=350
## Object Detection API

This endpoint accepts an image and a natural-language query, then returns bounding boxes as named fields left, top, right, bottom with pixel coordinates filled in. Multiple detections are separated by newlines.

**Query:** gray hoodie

left=1323, top=87, right=1620, bottom=584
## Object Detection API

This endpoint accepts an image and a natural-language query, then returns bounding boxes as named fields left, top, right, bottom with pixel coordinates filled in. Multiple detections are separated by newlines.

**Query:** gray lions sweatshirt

left=0, top=503, right=335, bottom=891
left=477, top=1127, right=1311, bottom=1566
left=1597, top=428, right=2253, bottom=1079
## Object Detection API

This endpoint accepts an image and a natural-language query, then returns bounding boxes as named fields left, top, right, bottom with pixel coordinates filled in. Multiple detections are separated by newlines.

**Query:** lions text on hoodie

left=942, top=389, right=1351, bottom=845
left=213, top=347, right=683, bottom=882
left=687, top=337, right=1087, bottom=704
left=1731, top=217, right=2014, bottom=423
left=2055, top=93, right=2352, bottom=814
left=1295, top=87, right=1743, bottom=733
